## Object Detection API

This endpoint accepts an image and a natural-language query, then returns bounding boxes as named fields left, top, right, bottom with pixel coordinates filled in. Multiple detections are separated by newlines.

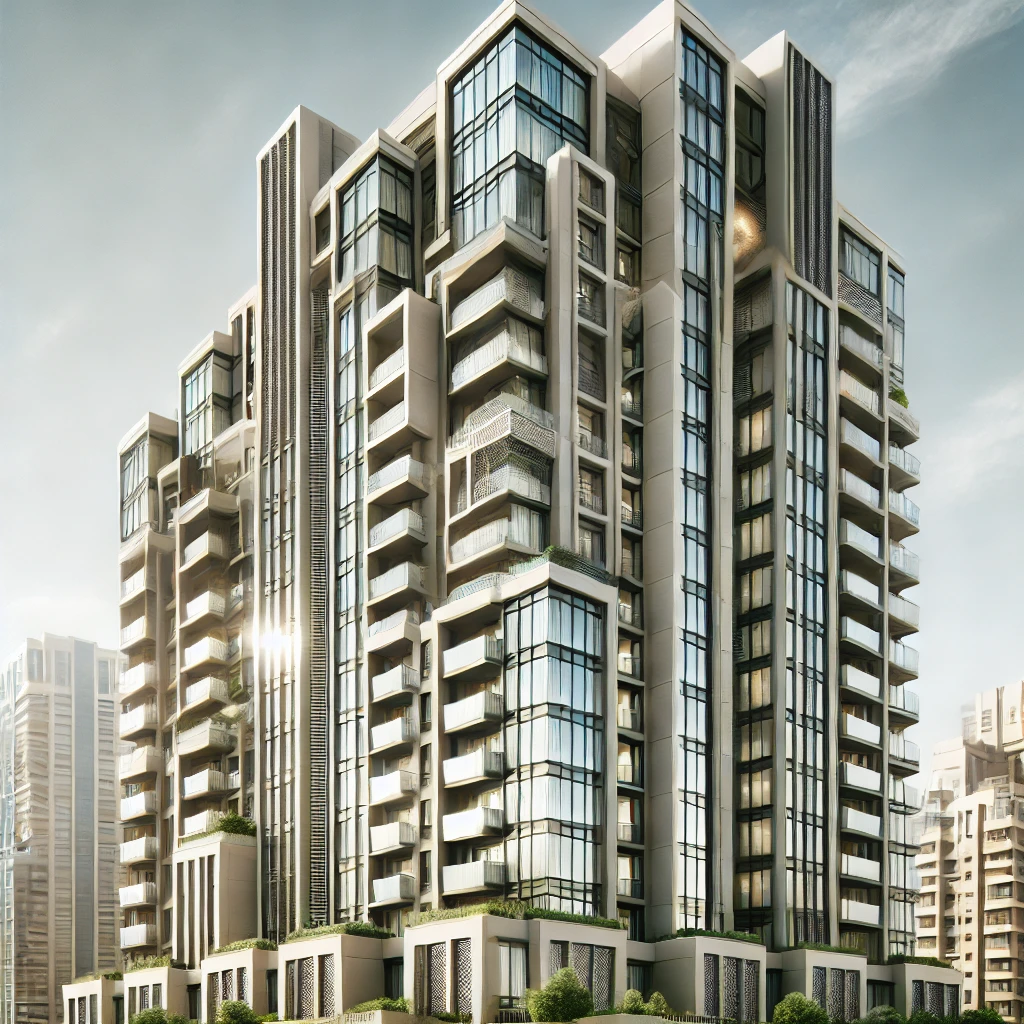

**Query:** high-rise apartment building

left=66, top=1, right=961, bottom=1021
left=915, top=685, right=1024, bottom=1022
left=0, top=635, right=119, bottom=1024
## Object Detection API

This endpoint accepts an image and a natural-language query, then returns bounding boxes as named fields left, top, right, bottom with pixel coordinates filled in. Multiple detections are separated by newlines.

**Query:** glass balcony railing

left=120, top=792, right=158, bottom=819
left=120, top=567, right=153, bottom=600
left=889, top=686, right=920, bottom=716
left=840, top=418, right=882, bottom=462
left=841, top=712, right=881, bottom=746
left=577, top=432, right=607, bottom=458
left=368, top=455, right=428, bottom=496
left=840, top=898, right=881, bottom=925
left=617, top=821, right=642, bottom=844
left=890, top=543, right=920, bottom=581
left=889, top=733, right=921, bottom=764
left=441, top=859, right=507, bottom=894
left=369, top=509, right=424, bottom=549
left=839, top=370, right=880, bottom=415
left=889, top=777, right=922, bottom=809
left=842, top=806, right=882, bottom=835
left=119, top=836, right=158, bottom=864
left=840, top=570, right=879, bottom=605
left=121, top=661, right=157, bottom=696
left=120, top=616, right=151, bottom=647
left=841, top=853, right=881, bottom=882
left=369, top=348, right=405, bottom=391
left=887, top=592, right=920, bottom=628
left=841, top=616, right=881, bottom=652
left=889, top=445, right=921, bottom=479
left=371, top=872, right=416, bottom=905
left=839, top=469, right=880, bottom=508
left=840, top=761, right=881, bottom=792
left=839, top=520, right=881, bottom=559
left=119, top=746, right=160, bottom=778
left=888, top=490, right=921, bottom=526
left=621, top=393, right=643, bottom=420
left=889, top=640, right=920, bottom=675
left=121, top=923, right=157, bottom=948
left=616, top=878, right=643, bottom=898
left=841, top=664, right=881, bottom=699
left=888, top=399, right=920, bottom=438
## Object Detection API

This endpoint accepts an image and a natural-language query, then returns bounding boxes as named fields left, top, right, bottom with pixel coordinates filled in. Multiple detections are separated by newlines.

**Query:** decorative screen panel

left=592, top=946, right=614, bottom=1012
left=299, top=957, right=315, bottom=1020
left=743, top=960, right=759, bottom=1023
left=844, top=971, right=859, bottom=1022
left=723, top=958, right=739, bottom=1021
left=812, top=967, right=826, bottom=1007
left=551, top=941, right=568, bottom=977
left=926, top=982, right=943, bottom=1016
left=704, top=954, right=720, bottom=1016
left=319, top=953, right=336, bottom=1017
left=238, top=967, right=248, bottom=1005
left=944, top=985, right=960, bottom=1018
left=285, top=960, right=296, bottom=1020
left=828, top=969, right=844, bottom=1021
left=429, top=942, right=448, bottom=1015
left=911, top=980, right=923, bottom=1013
left=455, top=939, right=473, bottom=1016
left=223, top=969, right=234, bottom=1001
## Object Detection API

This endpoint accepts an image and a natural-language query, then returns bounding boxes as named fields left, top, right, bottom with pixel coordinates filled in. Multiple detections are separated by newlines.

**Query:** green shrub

left=285, top=921, right=394, bottom=942
left=256, top=1016, right=278, bottom=1023
left=128, top=1011, right=189, bottom=1024
left=125, top=955, right=183, bottom=972
left=346, top=996, right=410, bottom=1013
left=907, top=1012, right=940, bottom=1024
left=526, top=967, right=594, bottom=1023
left=675, top=928, right=761, bottom=944
left=216, top=1002, right=260, bottom=1024
left=180, top=811, right=257, bottom=844
left=643, top=992, right=672, bottom=1017
left=887, top=956, right=952, bottom=970
left=209, top=938, right=278, bottom=955
left=961, top=1011, right=1004, bottom=1024
left=432, top=1013, right=472, bottom=1023
left=772, top=992, right=830, bottom=1024
left=889, top=386, right=909, bottom=409
left=795, top=942, right=864, bottom=956
left=860, top=1006, right=906, bottom=1024
left=620, top=990, right=645, bottom=1014
left=412, top=899, right=622, bottom=931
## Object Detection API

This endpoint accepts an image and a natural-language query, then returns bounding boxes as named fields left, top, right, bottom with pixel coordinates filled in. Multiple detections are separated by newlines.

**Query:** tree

left=526, top=967, right=594, bottom=1023
left=772, top=992, right=830, bottom=1024
left=216, top=1001, right=260, bottom=1024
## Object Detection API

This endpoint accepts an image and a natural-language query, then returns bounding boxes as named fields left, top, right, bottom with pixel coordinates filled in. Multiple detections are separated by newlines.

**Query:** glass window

left=840, top=229, right=880, bottom=294
left=499, top=942, right=528, bottom=1007
left=578, top=217, right=603, bottom=267
left=339, top=157, right=413, bottom=285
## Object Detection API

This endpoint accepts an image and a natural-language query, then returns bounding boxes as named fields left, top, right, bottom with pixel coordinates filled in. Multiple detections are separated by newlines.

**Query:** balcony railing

left=370, top=715, right=416, bottom=751
left=369, top=821, right=417, bottom=854
left=841, top=570, right=879, bottom=606
left=449, top=395, right=555, bottom=451
left=182, top=636, right=230, bottom=670
left=120, top=791, right=158, bottom=819
left=840, top=761, right=881, bottom=792
left=442, top=748, right=504, bottom=786
left=120, top=616, right=150, bottom=647
left=841, top=712, right=881, bottom=746
left=840, top=418, right=882, bottom=462
left=841, top=664, right=881, bottom=699
left=888, top=399, right=920, bottom=438
left=119, top=746, right=160, bottom=778
left=450, top=516, right=543, bottom=565
left=617, top=706, right=642, bottom=731
left=182, top=768, right=234, bottom=798
left=368, top=608, right=420, bottom=637
left=450, top=266, right=544, bottom=333
left=120, top=567, right=153, bottom=600
left=371, top=664, right=419, bottom=702
left=450, top=328, right=547, bottom=392
left=367, top=455, right=428, bottom=496
left=121, top=661, right=157, bottom=696
left=620, top=507, right=643, bottom=530
left=176, top=721, right=234, bottom=756
left=183, top=809, right=223, bottom=836
left=442, top=805, right=505, bottom=842
left=578, top=489, right=605, bottom=514
left=842, top=806, right=882, bottom=836
left=887, top=593, right=920, bottom=629
left=368, top=402, right=406, bottom=442
left=840, top=519, right=881, bottom=559
left=183, top=676, right=230, bottom=710
left=577, top=432, right=607, bottom=458
left=369, top=348, right=406, bottom=391
left=578, top=366, right=605, bottom=400
left=618, top=603, right=642, bottom=628
left=616, top=878, right=643, bottom=899
left=369, top=562, right=424, bottom=602
left=889, top=686, right=920, bottom=716
left=889, top=733, right=921, bottom=764
left=443, top=635, right=503, bottom=677
left=840, top=898, right=881, bottom=925
left=184, top=591, right=226, bottom=623
left=119, top=703, right=158, bottom=737
left=121, top=923, right=157, bottom=948
left=617, top=822, right=642, bottom=844
left=889, top=445, right=921, bottom=479
left=888, top=491, right=921, bottom=526
left=368, top=770, right=418, bottom=805
left=839, top=326, right=883, bottom=369
left=372, top=872, right=416, bottom=905
left=889, top=641, right=920, bottom=675
left=621, top=393, right=643, bottom=420
left=443, top=690, right=504, bottom=732
left=618, top=655, right=642, bottom=679
left=370, top=509, right=424, bottom=549
left=470, top=465, right=551, bottom=508
left=120, top=836, right=158, bottom=864
left=181, top=531, right=229, bottom=566
left=841, top=853, right=882, bottom=882
left=889, top=543, right=921, bottom=581
left=839, top=370, right=879, bottom=415
left=889, top=777, right=922, bottom=809
left=119, top=882, right=157, bottom=907
left=841, top=616, right=881, bottom=652
left=442, top=859, right=507, bottom=894
left=839, top=469, right=880, bottom=508
left=622, top=448, right=642, bottom=476
left=617, top=762, right=642, bottom=786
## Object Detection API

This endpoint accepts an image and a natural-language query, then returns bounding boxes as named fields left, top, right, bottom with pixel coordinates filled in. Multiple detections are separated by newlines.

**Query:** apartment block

left=0, top=635, right=119, bottom=1024
left=65, top=0, right=960, bottom=1021
left=915, top=685, right=1024, bottom=1022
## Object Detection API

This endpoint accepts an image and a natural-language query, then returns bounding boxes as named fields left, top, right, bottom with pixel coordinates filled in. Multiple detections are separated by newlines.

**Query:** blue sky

left=1, top=0, right=1022, bottom=780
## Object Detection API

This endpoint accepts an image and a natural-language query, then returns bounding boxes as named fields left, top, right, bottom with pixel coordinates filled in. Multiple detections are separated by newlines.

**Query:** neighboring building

left=915, top=685, right=1024, bottom=1022
left=67, top=0, right=960, bottom=1021
left=0, top=635, right=119, bottom=1024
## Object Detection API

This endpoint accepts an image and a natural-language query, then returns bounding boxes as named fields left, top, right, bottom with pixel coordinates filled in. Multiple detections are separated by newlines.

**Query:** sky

left=1, top=0, right=1023, bottom=783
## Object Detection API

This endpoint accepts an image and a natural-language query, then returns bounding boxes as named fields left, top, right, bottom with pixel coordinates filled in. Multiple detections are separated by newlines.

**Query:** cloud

left=833, top=0, right=1024, bottom=133
left=928, top=369, right=1024, bottom=499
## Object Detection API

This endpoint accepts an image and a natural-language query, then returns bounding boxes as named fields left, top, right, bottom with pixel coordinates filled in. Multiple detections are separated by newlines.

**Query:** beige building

left=66, top=0, right=961, bottom=1020
left=915, top=685, right=1024, bottom=1021
left=0, top=635, right=119, bottom=1024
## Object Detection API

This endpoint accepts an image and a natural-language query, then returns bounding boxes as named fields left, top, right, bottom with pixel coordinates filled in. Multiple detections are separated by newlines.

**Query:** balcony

left=449, top=395, right=556, bottom=460
left=578, top=488, right=604, bottom=514
left=839, top=418, right=882, bottom=470
left=888, top=399, right=920, bottom=444
left=444, top=690, right=504, bottom=734
left=183, top=809, right=223, bottom=836
left=617, top=706, right=642, bottom=732
left=617, top=654, right=642, bottom=679
left=888, top=490, right=920, bottom=541
left=839, top=370, right=880, bottom=419
left=182, top=768, right=237, bottom=799
left=450, top=516, right=544, bottom=569
left=176, top=720, right=234, bottom=757
left=181, top=531, right=230, bottom=569
left=889, top=444, right=921, bottom=488
left=443, top=635, right=503, bottom=680
left=840, top=570, right=880, bottom=610
left=450, top=323, right=548, bottom=397
left=120, top=615, right=153, bottom=651
left=841, top=806, right=882, bottom=837
left=889, top=733, right=921, bottom=767
left=120, top=791, right=158, bottom=820
left=368, top=770, right=418, bottom=806
left=371, top=665, right=419, bottom=704
left=841, top=616, right=881, bottom=655
left=889, top=543, right=920, bottom=590
left=119, top=746, right=161, bottom=780
left=465, top=464, right=551, bottom=513
left=889, top=686, right=920, bottom=721
left=841, top=854, right=882, bottom=883
left=120, top=566, right=154, bottom=604
left=367, top=455, right=430, bottom=504
left=840, top=898, right=881, bottom=926
left=121, top=661, right=157, bottom=697
left=368, top=562, right=426, bottom=611
left=578, top=432, right=607, bottom=459
left=840, top=664, right=881, bottom=700
left=119, top=703, right=158, bottom=739
left=839, top=519, right=882, bottom=563
left=368, top=401, right=409, bottom=451
left=838, top=274, right=883, bottom=327
left=622, top=448, right=642, bottom=478
left=367, top=608, right=420, bottom=656
left=449, top=266, right=545, bottom=338
left=121, top=923, right=157, bottom=948
left=617, top=878, right=644, bottom=899
left=442, top=859, right=507, bottom=896
left=182, top=636, right=230, bottom=673
left=371, top=872, right=416, bottom=906
left=120, top=836, right=158, bottom=864
left=442, top=805, right=505, bottom=842
left=370, top=715, right=416, bottom=753
left=839, top=325, right=883, bottom=377
left=617, top=822, right=642, bottom=845
left=182, top=590, right=226, bottom=628
left=442, top=748, right=505, bottom=787
left=889, top=640, right=920, bottom=680
left=621, top=393, right=643, bottom=421
left=369, top=347, right=406, bottom=394
left=841, top=712, right=881, bottom=747
left=840, top=761, right=881, bottom=793
left=840, top=470, right=881, bottom=515
left=369, top=509, right=426, bottom=556
left=617, top=762, right=642, bottom=787
left=889, top=778, right=922, bottom=810
left=182, top=676, right=231, bottom=713
left=119, top=882, right=157, bottom=908
left=369, top=821, right=417, bottom=855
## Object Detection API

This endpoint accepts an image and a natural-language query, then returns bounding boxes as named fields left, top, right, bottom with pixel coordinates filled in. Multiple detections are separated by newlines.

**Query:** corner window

left=840, top=229, right=880, bottom=295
